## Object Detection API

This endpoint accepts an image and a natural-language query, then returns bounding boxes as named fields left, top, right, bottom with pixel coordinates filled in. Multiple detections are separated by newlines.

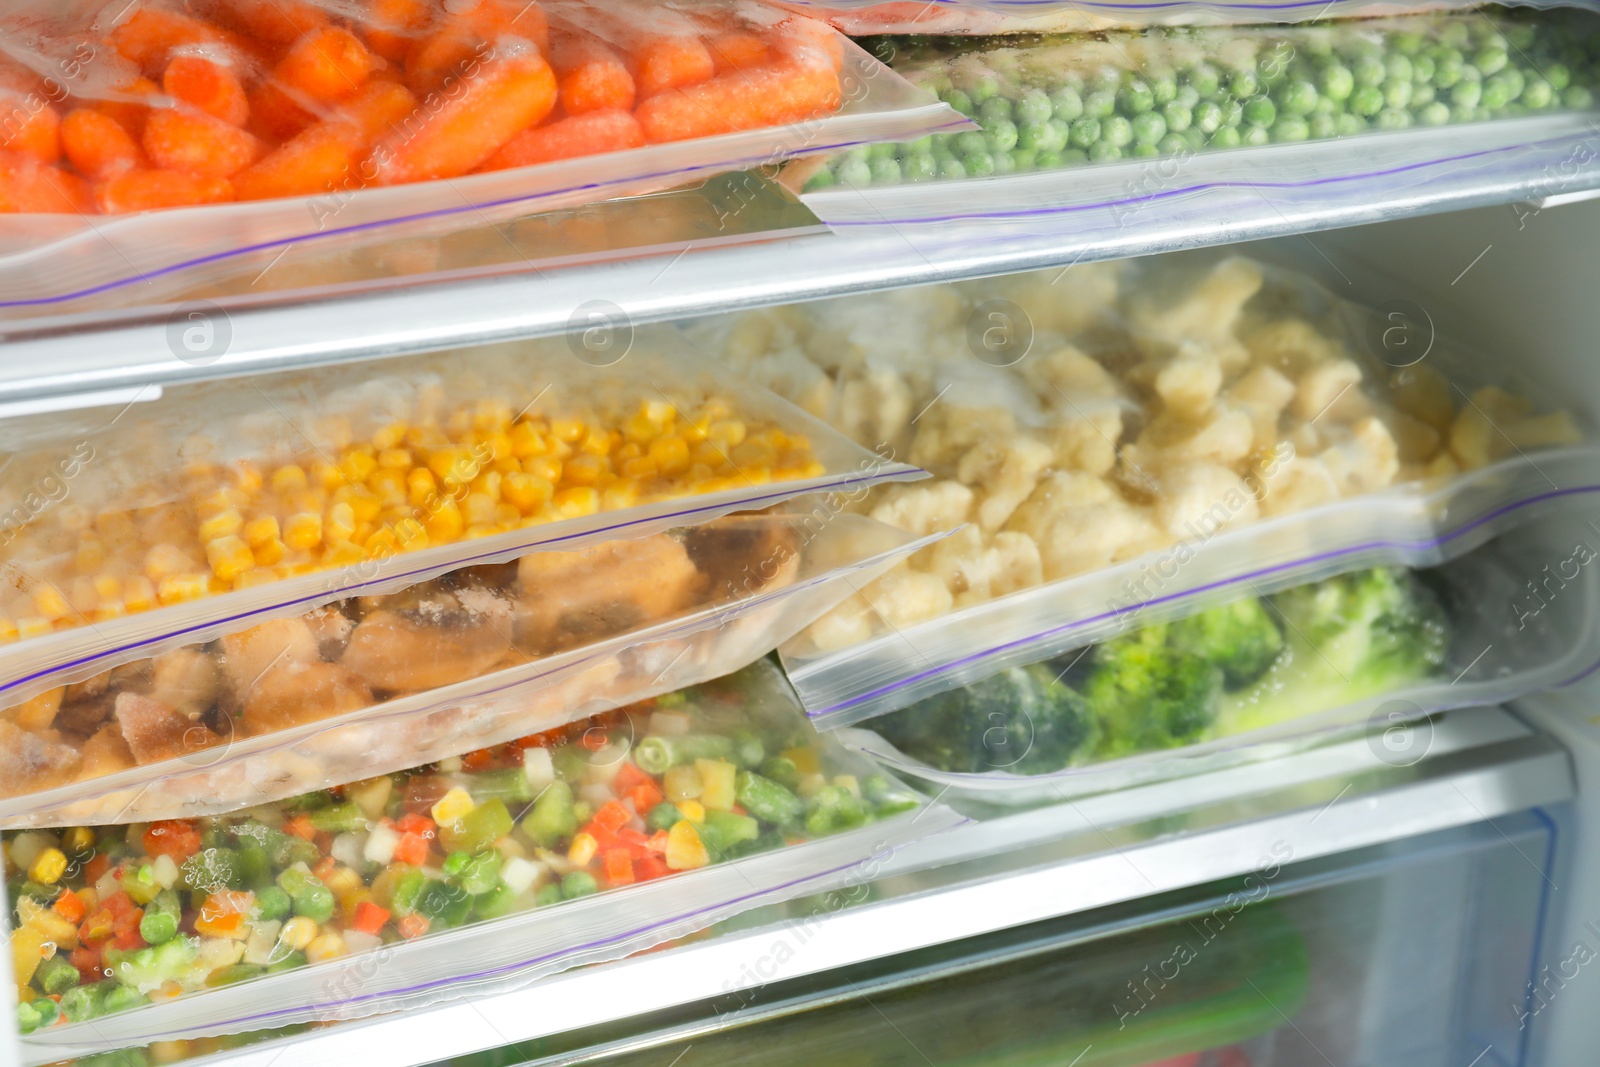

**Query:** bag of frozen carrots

left=7, top=660, right=962, bottom=1057
left=0, top=0, right=961, bottom=311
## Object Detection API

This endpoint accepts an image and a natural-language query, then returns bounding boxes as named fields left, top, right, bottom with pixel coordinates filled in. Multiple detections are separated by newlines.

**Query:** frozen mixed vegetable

left=695, top=256, right=1579, bottom=645
left=0, top=518, right=804, bottom=800
left=800, top=8, right=1600, bottom=189
left=5, top=661, right=922, bottom=1032
left=871, top=566, right=1449, bottom=774
left=0, top=0, right=847, bottom=215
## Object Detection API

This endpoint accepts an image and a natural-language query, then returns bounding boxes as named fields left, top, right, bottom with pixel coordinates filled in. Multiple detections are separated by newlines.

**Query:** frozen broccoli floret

left=1081, top=626, right=1224, bottom=760
left=873, top=663, right=1096, bottom=774
left=1168, top=597, right=1285, bottom=688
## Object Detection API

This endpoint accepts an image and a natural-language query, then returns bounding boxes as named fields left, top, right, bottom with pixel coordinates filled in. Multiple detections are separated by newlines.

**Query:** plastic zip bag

left=792, top=11, right=1600, bottom=230
left=1, top=509, right=940, bottom=827
left=0, top=0, right=965, bottom=312
left=682, top=251, right=1598, bottom=727
left=6, top=659, right=966, bottom=1059
left=844, top=515, right=1600, bottom=806
left=0, top=330, right=920, bottom=713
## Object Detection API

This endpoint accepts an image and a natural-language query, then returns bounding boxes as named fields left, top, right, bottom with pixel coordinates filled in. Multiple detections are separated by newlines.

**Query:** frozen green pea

left=1163, top=100, right=1192, bottom=132
left=1449, top=103, right=1479, bottom=124
left=1480, top=75, right=1511, bottom=111
left=1311, top=94, right=1336, bottom=117
left=1350, top=84, right=1385, bottom=116
left=1175, top=85, right=1200, bottom=109
left=1438, top=21, right=1470, bottom=49
left=1052, top=70, right=1086, bottom=93
left=1220, top=98, right=1244, bottom=126
left=1157, top=132, right=1189, bottom=155
left=1010, top=147, right=1037, bottom=172
left=1045, top=118, right=1071, bottom=151
left=1504, top=24, right=1536, bottom=50
left=836, top=155, right=872, bottom=187
left=977, top=96, right=1013, bottom=127
left=869, top=157, right=901, bottom=185
left=1320, top=64, right=1354, bottom=102
left=1087, top=141, right=1121, bottom=163
left=1411, top=82, right=1436, bottom=107
left=963, top=150, right=996, bottom=178
left=1130, top=141, right=1159, bottom=158
left=1016, top=88, right=1053, bottom=126
left=802, top=168, right=836, bottom=194
left=942, top=88, right=973, bottom=116
left=1433, top=49, right=1464, bottom=89
left=866, top=142, right=897, bottom=163
left=1451, top=78, right=1482, bottom=109
left=1036, top=149, right=1066, bottom=169
left=1101, top=114, right=1134, bottom=147
left=903, top=153, right=938, bottom=182
left=1092, top=67, right=1122, bottom=93
left=1354, top=55, right=1386, bottom=87
left=1258, top=42, right=1295, bottom=82
left=1416, top=101, right=1451, bottom=125
left=1393, top=31, right=1423, bottom=56
left=1150, top=71, right=1179, bottom=105
left=1411, top=54, right=1435, bottom=84
left=1387, top=54, right=1414, bottom=84
left=954, top=131, right=987, bottom=156
left=1335, top=112, right=1366, bottom=136
left=1546, top=63, right=1572, bottom=91
left=1241, top=124, right=1270, bottom=146
left=904, top=135, right=933, bottom=154
left=1565, top=85, right=1595, bottom=110
left=1475, top=46, right=1508, bottom=76
left=1278, top=78, right=1319, bottom=115
left=1385, top=79, right=1413, bottom=109
left=1193, top=99, right=1224, bottom=134
left=992, top=150, right=1016, bottom=175
left=1309, top=112, right=1337, bottom=139
left=1181, top=125, right=1207, bottom=151
left=1016, top=120, right=1047, bottom=151
left=1050, top=86, right=1084, bottom=121
left=1523, top=78, right=1554, bottom=109
left=1210, top=125, right=1242, bottom=148
left=1271, top=115, right=1310, bottom=142
left=1230, top=68, right=1260, bottom=99
left=985, top=118, right=1019, bottom=152
left=1131, top=110, right=1166, bottom=145
left=1242, top=95, right=1276, bottom=128
left=1375, top=107, right=1412, bottom=130
left=938, top=157, right=968, bottom=180
left=1068, top=115, right=1101, bottom=148
left=1187, top=63, right=1221, bottom=98
left=1500, top=67, right=1526, bottom=101
left=968, top=76, right=1000, bottom=105
left=1059, top=147, right=1089, bottom=165
left=1118, top=80, right=1155, bottom=114
left=1084, top=89, right=1116, bottom=119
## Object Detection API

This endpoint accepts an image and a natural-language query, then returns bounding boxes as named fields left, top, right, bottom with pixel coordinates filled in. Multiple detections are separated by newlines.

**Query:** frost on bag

left=684, top=252, right=1596, bottom=726
left=9, top=660, right=961, bottom=1055
left=850, top=516, right=1600, bottom=805
left=0, top=505, right=934, bottom=827
left=0, top=0, right=961, bottom=310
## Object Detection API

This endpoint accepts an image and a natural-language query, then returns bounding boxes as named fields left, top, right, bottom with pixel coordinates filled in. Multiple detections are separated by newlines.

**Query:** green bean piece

left=736, top=770, right=805, bottom=828
left=308, top=802, right=367, bottom=834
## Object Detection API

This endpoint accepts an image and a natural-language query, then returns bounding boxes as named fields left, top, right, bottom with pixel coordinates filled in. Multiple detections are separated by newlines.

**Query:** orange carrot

left=549, top=32, right=634, bottom=115
left=631, top=36, right=715, bottom=99
left=371, top=39, right=556, bottom=183
left=94, top=77, right=160, bottom=139
left=364, top=0, right=434, bottom=63
left=0, top=152, right=92, bottom=214
left=479, top=108, right=642, bottom=170
left=459, top=0, right=549, bottom=51
left=776, top=17, right=845, bottom=74
left=404, top=28, right=485, bottom=96
left=96, top=168, right=234, bottom=213
left=144, top=106, right=264, bottom=177
left=224, top=0, right=329, bottom=46
left=338, top=79, right=421, bottom=141
left=635, top=61, right=841, bottom=143
left=247, top=82, right=316, bottom=142
left=0, top=99, right=61, bottom=164
left=163, top=54, right=249, bottom=127
left=109, top=8, right=249, bottom=75
left=62, top=109, right=146, bottom=178
left=706, top=32, right=770, bottom=73
left=234, top=81, right=417, bottom=200
left=276, top=26, right=376, bottom=103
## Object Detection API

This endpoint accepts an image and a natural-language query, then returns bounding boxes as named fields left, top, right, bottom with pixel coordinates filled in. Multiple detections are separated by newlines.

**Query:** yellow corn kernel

left=554, top=487, right=599, bottom=518
left=17, top=617, right=51, bottom=640
left=407, top=468, right=438, bottom=508
left=601, top=484, right=640, bottom=511
left=620, top=456, right=657, bottom=480
left=484, top=431, right=513, bottom=462
left=194, top=487, right=244, bottom=519
left=33, top=586, right=70, bottom=621
left=665, top=820, right=709, bottom=870
left=123, top=576, right=155, bottom=614
left=550, top=417, right=584, bottom=444
left=279, top=916, right=318, bottom=951
left=425, top=500, right=464, bottom=541
left=429, top=447, right=474, bottom=485
left=649, top=437, right=690, bottom=475
left=616, top=442, right=642, bottom=462
left=271, top=465, right=309, bottom=495
left=252, top=538, right=287, bottom=567
left=474, top=400, right=512, bottom=434
left=490, top=454, right=521, bottom=477
left=494, top=503, right=521, bottom=526
left=431, top=786, right=476, bottom=825
left=326, top=501, right=357, bottom=544
left=393, top=517, right=427, bottom=549
left=703, top=397, right=732, bottom=420
left=312, top=459, right=344, bottom=491
left=29, top=848, right=66, bottom=885
left=75, top=541, right=106, bottom=574
left=369, top=468, right=408, bottom=507
left=692, top=440, right=729, bottom=469
left=567, top=831, right=599, bottom=867
left=376, top=446, right=412, bottom=471
left=509, top=421, right=545, bottom=458
left=371, top=422, right=407, bottom=450
left=205, top=536, right=255, bottom=582
left=232, top=461, right=264, bottom=494
left=233, top=570, right=280, bottom=590
left=284, top=513, right=323, bottom=551
left=143, top=543, right=193, bottom=582
left=324, top=865, right=364, bottom=904
left=62, top=826, right=94, bottom=855
left=91, top=575, right=122, bottom=601
left=242, top=516, right=280, bottom=549
left=676, top=799, right=706, bottom=823
left=639, top=398, right=675, bottom=427
left=781, top=746, right=822, bottom=776
left=324, top=540, right=365, bottom=566
left=471, top=470, right=502, bottom=503
left=339, top=448, right=377, bottom=485
left=683, top=416, right=710, bottom=444
left=344, top=487, right=382, bottom=524
left=69, top=577, right=99, bottom=614
left=578, top=428, right=614, bottom=458
left=708, top=420, right=747, bottom=448
left=157, top=573, right=208, bottom=605
left=306, top=932, right=348, bottom=964
left=464, top=524, right=500, bottom=539
left=502, top=473, right=552, bottom=514
left=525, top=455, right=562, bottom=483
left=464, top=493, right=497, bottom=526
left=364, top=527, right=399, bottom=558
left=562, top=454, right=606, bottom=487
left=0, top=619, right=17, bottom=644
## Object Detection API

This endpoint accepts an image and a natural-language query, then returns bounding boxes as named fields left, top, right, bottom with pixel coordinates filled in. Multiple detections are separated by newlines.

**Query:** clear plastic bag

left=843, top=515, right=1600, bottom=806
left=5, top=659, right=965, bottom=1058
left=791, top=10, right=1600, bottom=232
left=682, top=251, right=1599, bottom=727
left=0, top=0, right=964, bottom=312
left=0, top=508, right=938, bottom=827
left=0, top=329, right=920, bottom=715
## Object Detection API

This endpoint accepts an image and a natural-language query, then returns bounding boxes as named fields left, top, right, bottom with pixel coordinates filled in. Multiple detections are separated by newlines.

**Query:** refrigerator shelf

left=116, top=706, right=1569, bottom=1067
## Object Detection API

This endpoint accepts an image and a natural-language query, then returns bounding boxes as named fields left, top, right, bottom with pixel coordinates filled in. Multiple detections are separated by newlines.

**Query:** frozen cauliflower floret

left=1151, top=461, right=1261, bottom=539
left=1047, top=410, right=1123, bottom=476
left=1129, top=257, right=1264, bottom=351
left=924, top=525, right=1045, bottom=606
left=1319, top=416, right=1401, bottom=496
left=1390, top=363, right=1456, bottom=433
left=956, top=434, right=1054, bottom=530
left=1023, top=345, right=1122, bottom=405
left=1449, top=386, right=1584, bottom=470
left=804, top=596, right=877, bottom=653
left=1226, top=364, right=1296, bottom=450
left=746, top=347, right=834, bottom=421
left=1258, top=453, right=1341, bottom=517
left=973, top=261, right=1124, bottom=336
left=1154, top=351, right=1224, bottom=418
left=1382, top=408, right=1443, bottom=464
left=864, top=567, right=955, bottom=630
left=835, top=364, right=915, bottom=453
left=909, top=403, right=1018, bottom=470
left=1006, top=471, right=1160, bottom=580
left=1243, top=318, right=1351, bottom=378
left=1292, top=359, right=1367, bottom=423
left=1128, top=405, right=1255, bottom=469
left=869, top=480, right=974, bottom=538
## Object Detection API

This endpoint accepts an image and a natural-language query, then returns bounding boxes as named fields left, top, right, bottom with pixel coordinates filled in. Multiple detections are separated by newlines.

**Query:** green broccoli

left=872, top=663, right=1096, bottom=774
left=1167, top=597, right=1284, bottom=688
left=1079, top=625, right=1224, bottom=761
left=1216, top=568, right=1449, bottom=735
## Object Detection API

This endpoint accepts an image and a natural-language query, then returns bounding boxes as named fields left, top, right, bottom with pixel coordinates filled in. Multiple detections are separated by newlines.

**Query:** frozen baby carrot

left=276, top=26, right=377, bottom=103
left=95, top=168, right=233, bottom=213
left=550, top=32, right=635, bottom=115
left=707, top=32, right=771, bottom=73
left=0, top=100, right=61, bottom=164
left=163, top=54, right=249, bottom=127
left=460, top=0, right=549, bottom=51
left=222, top=0, right=329, bottom=46
left=365, top=0, right=435, bottom=63
left=372, top=38, right=556, bottom=184
left=0, top=152, right=92, bottom=214
left=144, top=106, right=264, bottom=178
left=339, top=79, right=422, bottom=141
left=405, top=28, right=486, bottom=96
left=62, top=109, right=145, bottom=179
left=632, top=36, right=715, bottom=99
left=95, top=77, right=160, bottom=138
left=247, top=81, right=316, bottom=143
left=234, top=81, right=417, bottom=200
left=635, top=62, right=841, bottom=143
left=109, top=8, right=249, bottom=76
left=479, top=108, right=642, bottom=170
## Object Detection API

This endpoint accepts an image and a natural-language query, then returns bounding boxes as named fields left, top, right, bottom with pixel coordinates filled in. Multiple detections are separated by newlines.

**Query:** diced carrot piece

left=247, top=81, right=317, bottom=143
left=225, top=0, right=329, bottom=46
left=163, top=54, right=249, bottom=127
left=0, top=100, right=61, bottom=164
left=706, top=32, right=771, bottom=73
left=629, top=777, right=665, bottom=814
left=634, top=853, right=669, bottom=881
left=371, top=38, right=556, bottom=184
left=83, top=855, right=111, bottom=883
left=365, top=0, right=434, bottom=63
left=632, top=37, right=715, bottom=99
left=63, top=109, right=145, bottom=178
left=591, top=800, right=631, bottom=834
left=602, top=848, right=634, bottom=887
left=392, top=831, right=430, bottom=866
left=109, top=8, right=249, bottom=76
left=276, top=26, right=376, bottom=103
left=69, top=943, right=103, bottom=983
left=351, top=899, right=391, bottom=935
left=311, top=855, right=338, bottom=881
left=611, top=761, right=650, bottom=794
left=142, top=819, right=203, bottom=862
left=144, top=105, right=263, bottom=177
left=635, top=61, right=841, bottom=143
left=286, top=814, right=318, bottom=840
left=395, top=812, right=435, bottom=837
left=550, top=32, right=634, bottom=115
left=478, top=108, right=641, bottom=170
left=95, top=77, right=160, bottom=139
left=53, top=889, right=87, bottom=924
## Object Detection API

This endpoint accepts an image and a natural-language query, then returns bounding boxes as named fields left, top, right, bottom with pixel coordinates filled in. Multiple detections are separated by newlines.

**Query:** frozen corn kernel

left=340, top=449, right=378, bottom=483
left=0, top=619, right=17, bottom=644
left=33, top=586, right=71, bottom=621
left=550, top=417, right=584, bottom=443
left=279, top=916, right=318, bottom=951
left=144, top=543, right=193, bottom=582
left=305, top=931, right=347, bottom=964
left=284, top=513, right=323, bottom=551
left=650, top=437, right=690, bottom=475
left=242, top=516, right=280, bottom=548
left=562, top=454, right=606, bottom=486
left=271, top=465, right=309, bottom=494
left=123, top=577, right=155, bottom=613
left=29, top=848, right=66, bottom=885
left=407, top=468, right=438, bottom=507
left=554, top=487, right=600, bottom=517
left=510, top=422, right=545, bottom=458
left=17, top=617, right=51, bottom=640
left=502, top=473, right=552, bottom=513
left=567, top=831, right=598, bottom=867
left=253, top=538, right=287, bottom=566
left=431, top=787, right=475, bottom=825
left=326, top=501, right=357, bottom=543
left=205, top=536, right=255, bottom=582
left=425, top=500, right=464, bottom=541
left=158, top=573, right=209, bottom=605
left=75, top=541, right=106, bottom=574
